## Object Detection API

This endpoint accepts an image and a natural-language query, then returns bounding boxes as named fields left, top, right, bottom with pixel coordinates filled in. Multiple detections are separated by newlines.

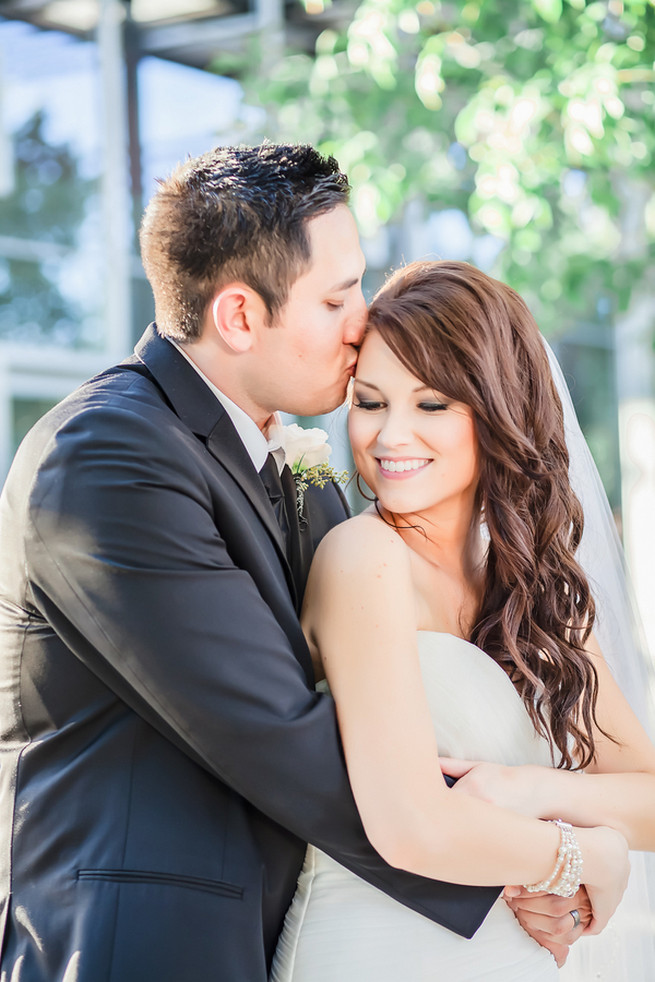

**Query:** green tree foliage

left=0, top=110, right=95, bottom=344
left=236, top=0, right=655, bottom=337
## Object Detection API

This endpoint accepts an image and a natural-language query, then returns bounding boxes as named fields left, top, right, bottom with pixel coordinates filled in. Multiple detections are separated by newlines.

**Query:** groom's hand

left=503, top=885, right=592, bottom=967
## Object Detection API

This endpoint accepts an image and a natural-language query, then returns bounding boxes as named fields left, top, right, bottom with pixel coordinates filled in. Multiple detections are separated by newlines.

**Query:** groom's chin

left=287, top=391, right=350, bottom=419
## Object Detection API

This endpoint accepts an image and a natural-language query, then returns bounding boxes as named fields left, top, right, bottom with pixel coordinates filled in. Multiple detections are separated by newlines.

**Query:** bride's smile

left=376, top=456, right=432, bottom=477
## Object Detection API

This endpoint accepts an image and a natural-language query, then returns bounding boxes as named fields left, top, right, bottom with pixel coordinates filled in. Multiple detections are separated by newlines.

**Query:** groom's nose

left=344, top=294, right=368, bottom=348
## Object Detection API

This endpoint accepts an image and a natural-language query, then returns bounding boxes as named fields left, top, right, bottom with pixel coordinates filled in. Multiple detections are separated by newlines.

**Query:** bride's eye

left=352, top=398, right=385, bottom=411
left=419, top=402, right=449, bottom=413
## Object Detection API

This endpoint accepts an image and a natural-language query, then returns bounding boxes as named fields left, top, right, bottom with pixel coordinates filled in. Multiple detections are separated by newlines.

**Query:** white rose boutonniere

left=278, top=423, right=349, bottom=522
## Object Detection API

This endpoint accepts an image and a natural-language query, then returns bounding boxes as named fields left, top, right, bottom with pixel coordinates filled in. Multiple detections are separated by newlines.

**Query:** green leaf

left=533, top=0, right=563, bottom=23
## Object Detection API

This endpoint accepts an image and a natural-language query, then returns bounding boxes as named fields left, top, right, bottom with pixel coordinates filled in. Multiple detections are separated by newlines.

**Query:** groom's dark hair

left=139, top=143, right=350, bottom=341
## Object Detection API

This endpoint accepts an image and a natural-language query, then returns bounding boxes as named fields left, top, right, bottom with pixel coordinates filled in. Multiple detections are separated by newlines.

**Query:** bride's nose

left=376, top=407, right=413, bottom=449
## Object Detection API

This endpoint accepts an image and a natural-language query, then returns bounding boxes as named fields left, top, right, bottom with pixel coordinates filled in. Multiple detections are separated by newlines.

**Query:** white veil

left=545, top=341, right=655, bottom=980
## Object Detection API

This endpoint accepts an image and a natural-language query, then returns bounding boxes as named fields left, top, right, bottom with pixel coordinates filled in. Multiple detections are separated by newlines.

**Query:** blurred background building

left=0, top=0, right=653, bottom=649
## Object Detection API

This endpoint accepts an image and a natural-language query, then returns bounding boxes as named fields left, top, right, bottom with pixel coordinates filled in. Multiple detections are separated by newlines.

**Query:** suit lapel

left=205, top=414, right=286, bottom=552
left=133, top=326, right=296, bottom=601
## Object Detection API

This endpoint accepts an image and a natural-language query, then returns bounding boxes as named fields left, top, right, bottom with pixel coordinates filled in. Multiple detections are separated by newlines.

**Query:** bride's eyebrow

left=354, top=380, right=439, bottom=395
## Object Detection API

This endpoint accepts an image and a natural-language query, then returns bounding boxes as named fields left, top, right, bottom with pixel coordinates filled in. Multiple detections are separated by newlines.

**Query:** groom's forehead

left=292, top=212, right=365, bottom=287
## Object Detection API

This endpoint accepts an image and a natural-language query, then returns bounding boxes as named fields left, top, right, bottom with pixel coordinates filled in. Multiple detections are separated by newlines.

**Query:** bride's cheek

left=348, top=423, right=367, bottom=469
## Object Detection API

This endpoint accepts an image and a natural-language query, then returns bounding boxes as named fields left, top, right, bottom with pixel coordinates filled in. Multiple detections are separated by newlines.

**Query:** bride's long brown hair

left=368, top=259, right=604, bottom=769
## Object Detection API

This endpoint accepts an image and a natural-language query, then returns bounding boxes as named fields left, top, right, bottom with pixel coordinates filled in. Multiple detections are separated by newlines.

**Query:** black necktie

left=260, top=454, right=311, bottom=611
left=259, top=453, right=289, bottom=542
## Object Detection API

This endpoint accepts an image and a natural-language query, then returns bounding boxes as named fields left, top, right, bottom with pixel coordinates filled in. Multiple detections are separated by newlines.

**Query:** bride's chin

left=366, top=482, right=415, bottom=517
left=375, top=496, right=409, bottom=518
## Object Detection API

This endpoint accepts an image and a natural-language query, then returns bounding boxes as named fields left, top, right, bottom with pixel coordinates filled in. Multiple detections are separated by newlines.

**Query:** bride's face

left=348, top=329, right=479, bottom=519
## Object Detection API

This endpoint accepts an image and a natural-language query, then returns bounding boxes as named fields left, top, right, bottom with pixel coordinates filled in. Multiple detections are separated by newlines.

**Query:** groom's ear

left=209, top=284, right=267, bottom=354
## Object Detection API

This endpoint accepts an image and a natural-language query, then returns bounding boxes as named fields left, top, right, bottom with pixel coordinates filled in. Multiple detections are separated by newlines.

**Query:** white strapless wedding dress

left=271, top=632, right=560, bottom=981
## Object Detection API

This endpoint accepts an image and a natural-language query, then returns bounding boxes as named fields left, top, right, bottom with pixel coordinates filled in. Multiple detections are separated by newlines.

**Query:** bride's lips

left=376, top=457, right=432, bottom=480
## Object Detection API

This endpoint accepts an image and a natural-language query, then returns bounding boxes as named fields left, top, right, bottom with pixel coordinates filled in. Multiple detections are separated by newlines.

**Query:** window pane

left=0, top=17, right=103, bottom=349
left=11, top=396, right=57, bottom=455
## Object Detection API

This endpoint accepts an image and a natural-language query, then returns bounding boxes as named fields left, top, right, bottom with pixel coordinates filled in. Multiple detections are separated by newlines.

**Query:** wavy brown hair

left=368, top=259, right=604, bottom=769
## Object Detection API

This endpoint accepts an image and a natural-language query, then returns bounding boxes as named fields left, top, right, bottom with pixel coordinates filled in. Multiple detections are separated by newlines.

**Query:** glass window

left=0, top=17, right=104, bottom=349
left=11, top=395, right=58, bottom=456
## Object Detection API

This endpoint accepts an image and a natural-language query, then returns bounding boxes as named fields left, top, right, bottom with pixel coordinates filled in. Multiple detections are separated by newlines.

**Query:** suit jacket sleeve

left=24, top=391, right=498, bottom=938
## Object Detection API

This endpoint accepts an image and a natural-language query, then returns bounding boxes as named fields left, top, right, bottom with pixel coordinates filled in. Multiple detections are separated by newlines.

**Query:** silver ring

left=570, top=909, right=581, bottom=929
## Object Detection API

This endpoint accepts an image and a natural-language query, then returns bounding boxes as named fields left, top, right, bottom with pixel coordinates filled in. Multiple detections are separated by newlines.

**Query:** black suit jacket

left=0, top=325, right=498, bottom=981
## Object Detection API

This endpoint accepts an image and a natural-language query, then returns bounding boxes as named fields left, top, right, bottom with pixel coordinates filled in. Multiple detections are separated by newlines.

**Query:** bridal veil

left=546, top=342, right=655, bottom=980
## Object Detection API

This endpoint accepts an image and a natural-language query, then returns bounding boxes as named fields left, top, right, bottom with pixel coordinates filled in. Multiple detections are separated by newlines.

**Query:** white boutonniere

left=277, top=423, right=349, bottom=522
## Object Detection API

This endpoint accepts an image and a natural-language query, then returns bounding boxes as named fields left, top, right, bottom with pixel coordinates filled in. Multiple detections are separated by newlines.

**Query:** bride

left=271, top=260, right=655, bottom=980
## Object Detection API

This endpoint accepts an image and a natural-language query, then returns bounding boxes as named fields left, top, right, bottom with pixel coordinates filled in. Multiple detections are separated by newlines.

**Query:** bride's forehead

left=357, top=331, right=409, bottom=372
left=356, top=332, right=440, bottom=391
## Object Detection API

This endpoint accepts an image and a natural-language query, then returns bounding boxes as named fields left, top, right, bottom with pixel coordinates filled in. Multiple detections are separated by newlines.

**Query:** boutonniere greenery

left=279, top=423, right=349, bottom=521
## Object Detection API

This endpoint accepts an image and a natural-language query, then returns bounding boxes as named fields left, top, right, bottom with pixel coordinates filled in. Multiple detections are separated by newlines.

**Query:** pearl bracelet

left=523, top=819, right=583, bottom=898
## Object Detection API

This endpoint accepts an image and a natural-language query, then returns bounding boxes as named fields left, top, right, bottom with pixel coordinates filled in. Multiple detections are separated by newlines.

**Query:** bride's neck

left=378, top=503, right=485, bottom=581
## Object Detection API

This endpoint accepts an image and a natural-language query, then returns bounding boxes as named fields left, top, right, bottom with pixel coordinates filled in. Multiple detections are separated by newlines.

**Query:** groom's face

left=252, top=205, right=367, bottom=418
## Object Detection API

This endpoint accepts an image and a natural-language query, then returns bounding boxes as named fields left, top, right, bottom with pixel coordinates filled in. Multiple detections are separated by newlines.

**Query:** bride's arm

left=301, top=514, right=627, bottom=925
left=440, top=635, right=655, bottom=851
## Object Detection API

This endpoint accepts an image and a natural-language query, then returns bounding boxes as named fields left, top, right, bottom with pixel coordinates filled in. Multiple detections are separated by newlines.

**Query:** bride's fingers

left=503, top=884, right=524, bottom=899
left=584, top=911, right=612, bottom=936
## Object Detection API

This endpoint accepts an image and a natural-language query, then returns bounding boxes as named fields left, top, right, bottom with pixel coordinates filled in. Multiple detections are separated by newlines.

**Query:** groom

left=0, top=144, right=578, bottom=980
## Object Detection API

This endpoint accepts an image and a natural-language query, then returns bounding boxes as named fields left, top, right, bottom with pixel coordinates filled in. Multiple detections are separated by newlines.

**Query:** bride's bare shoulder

left=312, top=509, right=409, bottom=576
left=303, top=510, right=415, bottom=644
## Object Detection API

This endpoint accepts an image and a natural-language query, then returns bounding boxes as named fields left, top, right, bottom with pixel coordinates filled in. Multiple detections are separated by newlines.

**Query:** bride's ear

left=209, top=285, right=267, bottom=354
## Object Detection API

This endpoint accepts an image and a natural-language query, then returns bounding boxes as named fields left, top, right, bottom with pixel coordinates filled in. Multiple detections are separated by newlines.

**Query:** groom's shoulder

left=302, top=479, right=350, bottom=545
left=10, top=361, right=181, bottom=488
left=34, top=360, right=170, bottom=441
left=73, top=358, right=167, bottom=414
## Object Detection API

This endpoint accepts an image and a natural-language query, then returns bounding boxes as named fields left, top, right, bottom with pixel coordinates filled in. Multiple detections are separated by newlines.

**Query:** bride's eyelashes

left=351, top=396, right=450, bottom=413
left=418, top=402, right=449, bottom=413
left=352, top=397, right=385, bottom=411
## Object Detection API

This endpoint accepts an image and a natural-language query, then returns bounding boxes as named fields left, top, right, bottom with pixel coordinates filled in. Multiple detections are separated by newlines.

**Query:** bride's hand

left=439, top=757, right=545, bottom=816
left=504, top=827, right=628, bottom=962
left=578, top=825, right=630, bottom=935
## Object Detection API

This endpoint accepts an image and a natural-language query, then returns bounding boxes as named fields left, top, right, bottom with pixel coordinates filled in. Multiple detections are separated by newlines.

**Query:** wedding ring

left=570, top=909, right=581, bottom=929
